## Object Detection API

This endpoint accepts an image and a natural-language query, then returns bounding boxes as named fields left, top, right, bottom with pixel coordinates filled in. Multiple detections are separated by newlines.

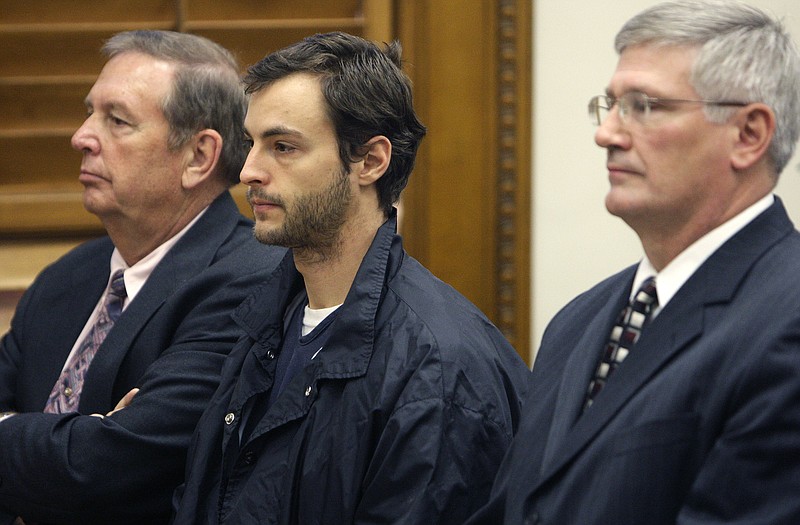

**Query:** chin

left=82, top=194, right=110, bottom=218
left=604, top=191, right=640, bottom=220
left=605, top=190, right=621, bottom=211
left=253, top=224, right=283, bottom=247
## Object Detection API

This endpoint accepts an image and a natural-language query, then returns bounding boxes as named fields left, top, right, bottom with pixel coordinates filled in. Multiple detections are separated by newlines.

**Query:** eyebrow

left=244, top=125, right=304, bottom=140
left=84, top=97, right=132, bottom=116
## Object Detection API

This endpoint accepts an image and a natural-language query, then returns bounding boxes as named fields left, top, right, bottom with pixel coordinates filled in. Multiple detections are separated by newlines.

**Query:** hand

left=90, top=388, right=139, bottom=418
left=109, top=387, right=139, bottom=415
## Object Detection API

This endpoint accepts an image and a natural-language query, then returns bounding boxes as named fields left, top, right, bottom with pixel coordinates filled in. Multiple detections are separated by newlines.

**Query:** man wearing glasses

left=467, top=1, right=800, bottom=523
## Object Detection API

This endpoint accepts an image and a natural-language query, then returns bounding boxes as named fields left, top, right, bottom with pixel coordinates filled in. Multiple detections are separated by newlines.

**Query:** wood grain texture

left=398, top=0, right=531, bottom=362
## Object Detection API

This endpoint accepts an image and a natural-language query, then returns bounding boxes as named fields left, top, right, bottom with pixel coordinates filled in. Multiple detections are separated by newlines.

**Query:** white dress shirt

left=632, top=194, right=774, bottom=318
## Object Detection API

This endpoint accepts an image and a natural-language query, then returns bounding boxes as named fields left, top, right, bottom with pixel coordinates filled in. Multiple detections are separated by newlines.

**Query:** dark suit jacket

left=468, top=198, right=800, bottom=525
left=0, top=191, right=285, bottom=524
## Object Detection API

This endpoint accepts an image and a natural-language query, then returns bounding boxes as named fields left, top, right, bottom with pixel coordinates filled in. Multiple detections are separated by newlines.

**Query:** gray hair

left=103, top=30, right=246, bottom=186
left=616, top=0, right=800, bottom=175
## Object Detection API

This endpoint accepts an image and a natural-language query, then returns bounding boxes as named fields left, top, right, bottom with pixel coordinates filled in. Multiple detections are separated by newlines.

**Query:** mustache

left=606, top=151, right=637, bottom=171
left=246, top=188, right=285, bottom=207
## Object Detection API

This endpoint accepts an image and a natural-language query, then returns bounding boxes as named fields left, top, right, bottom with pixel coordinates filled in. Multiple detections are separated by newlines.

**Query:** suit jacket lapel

left=30, top=249, right=110, bottom=409
left=539, top=281, right=630, bottom=473
left=542, top=289, right=705, bottom=479
left=80, top=192, right=242, bottom=409
left=532, top=198, right=795, bottom=493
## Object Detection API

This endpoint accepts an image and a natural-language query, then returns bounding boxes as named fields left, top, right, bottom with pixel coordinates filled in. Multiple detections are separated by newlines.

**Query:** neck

left=637, top=185, right=772, bottom=271
left=295, top=206, right=386, bottom=309
left=105, top=189, right=221, bottom=266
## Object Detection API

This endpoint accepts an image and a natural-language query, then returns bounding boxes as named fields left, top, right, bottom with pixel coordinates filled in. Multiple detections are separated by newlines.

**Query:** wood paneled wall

left=397, top=0, right=531, bottom=361
left=0, top=1, right=532, bottom=361
left=0, top=0, right=392, bottom=235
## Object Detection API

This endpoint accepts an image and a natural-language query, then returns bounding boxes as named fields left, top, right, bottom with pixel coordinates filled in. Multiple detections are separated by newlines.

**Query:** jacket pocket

left=611, top=413, right=699, bottom=456
left=594, top=413, right=700, bottom=523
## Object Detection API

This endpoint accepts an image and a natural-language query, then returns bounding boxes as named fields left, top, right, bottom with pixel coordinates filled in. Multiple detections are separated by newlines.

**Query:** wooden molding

left=0, top=0, right=532, bottom=362
left=495, top=0, right=531, bottom=359
left=0, top=0, right=393, bottom=238
left=397, top=0, right=531, bottom=362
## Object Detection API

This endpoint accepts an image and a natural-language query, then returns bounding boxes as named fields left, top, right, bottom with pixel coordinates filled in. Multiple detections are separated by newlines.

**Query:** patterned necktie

left=44, top=270, right=127, bottom=413
left=584, top=276, right=658, bottom=410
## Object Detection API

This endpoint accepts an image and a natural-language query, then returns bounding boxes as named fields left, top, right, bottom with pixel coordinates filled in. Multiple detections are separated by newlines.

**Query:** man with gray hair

left=0, top=30, right=284, bottom=524
left=468, top=1, right=800, bottom=523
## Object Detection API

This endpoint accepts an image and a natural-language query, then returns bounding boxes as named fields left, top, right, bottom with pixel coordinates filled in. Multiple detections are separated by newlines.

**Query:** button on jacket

left=173, top=212, right=532, bottom=525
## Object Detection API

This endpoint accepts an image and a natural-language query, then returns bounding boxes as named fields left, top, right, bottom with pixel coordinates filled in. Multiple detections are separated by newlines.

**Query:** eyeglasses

left=588, top=92, right=748, bottom=126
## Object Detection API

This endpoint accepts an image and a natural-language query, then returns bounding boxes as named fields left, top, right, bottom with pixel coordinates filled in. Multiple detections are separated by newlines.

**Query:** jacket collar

left=228, top=211, right=401, bottom=443
left=233, top=209, right=402, bottom=381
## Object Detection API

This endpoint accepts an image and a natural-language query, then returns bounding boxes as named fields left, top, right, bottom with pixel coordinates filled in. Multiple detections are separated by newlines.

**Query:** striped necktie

left=584, top=277, right=658, bottom=410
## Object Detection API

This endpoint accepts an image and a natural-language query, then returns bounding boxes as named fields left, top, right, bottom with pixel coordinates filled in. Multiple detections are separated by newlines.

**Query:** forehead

left=88, top=52, right=175, bottom=113
left=244, top=73, right=335, bottom=136
left=609, top=44, right=698, bottom=97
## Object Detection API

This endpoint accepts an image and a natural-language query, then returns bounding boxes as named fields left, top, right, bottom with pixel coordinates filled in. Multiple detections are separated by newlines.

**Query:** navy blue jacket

left=0, top=192, right=286, bottom=524
left=467, top=198, right=800, bottom=525
left=173, top=212, right=531, bottom=524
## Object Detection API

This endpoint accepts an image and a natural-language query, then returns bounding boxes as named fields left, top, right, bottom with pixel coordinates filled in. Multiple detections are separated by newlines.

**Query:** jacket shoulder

left=379, top=255, right=530, bottom=420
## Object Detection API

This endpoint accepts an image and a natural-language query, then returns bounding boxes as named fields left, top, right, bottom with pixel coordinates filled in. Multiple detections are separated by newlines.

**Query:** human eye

left=242, top=136, right=254, bottom=151
left=275, top=142, right=296, bottom=154
left=626, top=92, right=650, bottom=114
left=108, top=114, right=130, bottom=127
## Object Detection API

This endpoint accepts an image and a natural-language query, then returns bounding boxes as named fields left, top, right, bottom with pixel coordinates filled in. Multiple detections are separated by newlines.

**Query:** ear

left=730, top=103, right=774, bottom=171
left=356, top=135, right=391, bottom=187
left=182, top=129, right=223, bottom=190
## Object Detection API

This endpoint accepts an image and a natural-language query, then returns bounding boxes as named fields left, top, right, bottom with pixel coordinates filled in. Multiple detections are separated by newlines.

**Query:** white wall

left=531, top=0, right=800, bottom=360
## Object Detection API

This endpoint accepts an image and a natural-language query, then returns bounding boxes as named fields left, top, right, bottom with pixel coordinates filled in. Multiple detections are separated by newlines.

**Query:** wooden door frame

left=396, top=0, right=531, bottom=362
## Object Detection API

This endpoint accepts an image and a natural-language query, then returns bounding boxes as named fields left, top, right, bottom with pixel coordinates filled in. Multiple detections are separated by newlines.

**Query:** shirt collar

left=633, top=193, right=774, bottom=316
left=108, top=206, right=209, bottom=305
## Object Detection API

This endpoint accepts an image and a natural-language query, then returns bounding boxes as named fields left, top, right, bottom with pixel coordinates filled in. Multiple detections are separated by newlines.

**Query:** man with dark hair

left=172, top=31, right=530, bottom=525
left=467, top=1, right=800, bottom=524
left=0, top=30, right=284, bottom=524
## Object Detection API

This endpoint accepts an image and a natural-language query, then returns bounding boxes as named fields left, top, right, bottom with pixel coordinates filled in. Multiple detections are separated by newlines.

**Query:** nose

left=71, top=117, right=100, bottom=155
left=594, top=105, right=633, bottom=151
left=239, top=149, right=266, bottom=187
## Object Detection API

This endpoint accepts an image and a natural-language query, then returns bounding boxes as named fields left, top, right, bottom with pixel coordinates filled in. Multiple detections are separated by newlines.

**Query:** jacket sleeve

left=353, top=396, right=515, bottom=525
left=0, top=287, right=33, bottom=411
left=0, top=265, right=266, bottom=524
left=677, top=317, right=800, bottom=524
